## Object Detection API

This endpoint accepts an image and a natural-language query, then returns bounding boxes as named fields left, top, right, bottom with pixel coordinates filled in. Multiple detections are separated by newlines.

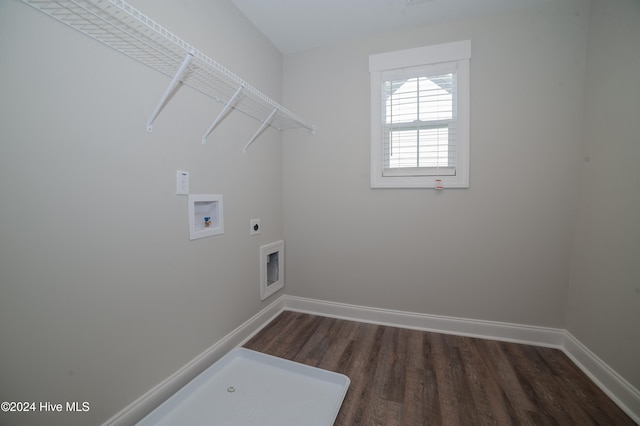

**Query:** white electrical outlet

left=176, top=170, right=189, bottom=195
left=250, top=219, right=261, bottom=235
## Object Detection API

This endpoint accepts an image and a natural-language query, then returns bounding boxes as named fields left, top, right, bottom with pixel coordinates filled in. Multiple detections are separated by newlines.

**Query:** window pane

left=385, top=125, right=453, bottom=169
left=385, top=78, right=418, bottom=124
left=388, top=128, right=419, bottom=168
left=418, top=127, right=452, bottom=167
left=419, top=74, right=454, bottom=121
left=384, top=73, right=454, bottom=125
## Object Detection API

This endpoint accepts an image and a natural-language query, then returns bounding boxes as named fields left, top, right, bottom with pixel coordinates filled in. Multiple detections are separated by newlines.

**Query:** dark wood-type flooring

left=244, top=311, right=636, bottom=425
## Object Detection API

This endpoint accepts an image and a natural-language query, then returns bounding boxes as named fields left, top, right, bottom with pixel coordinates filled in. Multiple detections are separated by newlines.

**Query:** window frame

left=370, top=40, right=471, bottom=188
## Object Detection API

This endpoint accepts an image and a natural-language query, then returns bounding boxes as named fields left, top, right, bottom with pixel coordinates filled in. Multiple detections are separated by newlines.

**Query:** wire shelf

left=21, top=0, right=315, bottom=145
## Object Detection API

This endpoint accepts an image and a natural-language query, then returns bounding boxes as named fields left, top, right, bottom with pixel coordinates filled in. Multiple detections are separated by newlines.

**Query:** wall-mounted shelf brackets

left=202, top=85, right=243, bottom=144
left=147, top=52, right=193, bottom=132
left=21, top=0, right=315, bottom=151
left=244, top=108, right=278, bottom=153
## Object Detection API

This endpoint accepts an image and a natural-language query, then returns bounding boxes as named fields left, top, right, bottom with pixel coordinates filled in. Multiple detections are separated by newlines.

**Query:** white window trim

left=370, top=40, right=471, bottom=189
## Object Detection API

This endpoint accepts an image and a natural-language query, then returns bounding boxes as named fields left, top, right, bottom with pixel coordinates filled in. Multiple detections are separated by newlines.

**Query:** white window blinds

left=369, top=40, right=470, bottom=188
left=382, top=63, right=457, bottom=176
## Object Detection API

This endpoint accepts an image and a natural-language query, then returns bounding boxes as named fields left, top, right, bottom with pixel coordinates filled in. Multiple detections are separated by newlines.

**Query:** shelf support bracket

left=202, top=85, right=244, bottom=144
left=147, top=52, right=194, bottom=132
left=243, top=108, right=278, bottom=153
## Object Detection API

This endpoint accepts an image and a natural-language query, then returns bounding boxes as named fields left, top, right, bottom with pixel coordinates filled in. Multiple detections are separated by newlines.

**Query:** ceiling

left=232, top=0, right=546, bottom=54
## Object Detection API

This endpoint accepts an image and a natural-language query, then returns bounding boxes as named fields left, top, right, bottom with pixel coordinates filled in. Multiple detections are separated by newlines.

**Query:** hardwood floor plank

left=469, top=339, right=520, bottom=425
left=448, top=335, right=487, bottom=425
left=458, top=337, right=502, bottom=425
left=315, top=318, right=358, bottom=373
left=378, top=326, right=407, bottom=404
left=509, top=343, right=575, bottom=425
left=243, top=312, right=637, bottom=426
left=295, top=316, right=339, bottom=366
left=484, top=339, right=539, bottom=422
left=404, top=331, right=434, bottom=425
left=339, top=323, right=385, bottom=425
left=424, top=333, right=465, bottom=425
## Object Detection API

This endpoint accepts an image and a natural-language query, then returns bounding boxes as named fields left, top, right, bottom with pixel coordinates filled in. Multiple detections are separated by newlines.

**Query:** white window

left=370, top=41, right=471, bottom=188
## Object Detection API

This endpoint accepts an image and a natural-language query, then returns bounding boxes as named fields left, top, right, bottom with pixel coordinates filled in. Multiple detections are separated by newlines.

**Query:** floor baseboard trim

left=283, top=295, right=565, bottom=348
left=562, top=332, right=640, bottom=424
left=102, top=296, right=285, bottom=426
left=282, top=295, right=640, bottom=424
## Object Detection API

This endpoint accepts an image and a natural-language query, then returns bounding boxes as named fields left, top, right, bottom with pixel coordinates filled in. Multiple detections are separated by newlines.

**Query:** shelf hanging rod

left=201, top=85, right=244, bottom=144
left=243, top=108, right=278, bottom=153
left=147, top=52, right=194, bottom=132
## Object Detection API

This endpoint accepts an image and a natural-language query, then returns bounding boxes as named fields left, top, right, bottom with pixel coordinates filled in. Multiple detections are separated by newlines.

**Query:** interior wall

left=0, top=1, right=284, bottom=425
left=282, top=0, right=590, bottom=327
left=2, top=0, right=636, bottom=423
left=567, top=0, right=640, bottom=391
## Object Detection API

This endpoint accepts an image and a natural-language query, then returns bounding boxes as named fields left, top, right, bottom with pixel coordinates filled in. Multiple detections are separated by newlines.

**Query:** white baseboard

left=102, top=296, right=285, bottom=426
left=103, top=294, right=639, bottom=425
left=283, top=295, right=640, bottom=424
left=562, top=332, right=640, bottom=424
left=283, top=295, right=566, bottom=348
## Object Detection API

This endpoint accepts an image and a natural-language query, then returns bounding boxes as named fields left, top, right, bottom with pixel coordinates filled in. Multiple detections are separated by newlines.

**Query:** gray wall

left=283, top=0, right=589, bottom=327
left=0, top=1, right=285, bottom=424
left=1, top=0, right=639, bottom=424
left=283, top=0, right=640, bottom=394
left=567, top=0, right=640, bottom=392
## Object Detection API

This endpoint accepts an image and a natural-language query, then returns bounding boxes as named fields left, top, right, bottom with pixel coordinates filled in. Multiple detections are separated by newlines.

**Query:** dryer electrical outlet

left=250, top=219, right=261, bottom=236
